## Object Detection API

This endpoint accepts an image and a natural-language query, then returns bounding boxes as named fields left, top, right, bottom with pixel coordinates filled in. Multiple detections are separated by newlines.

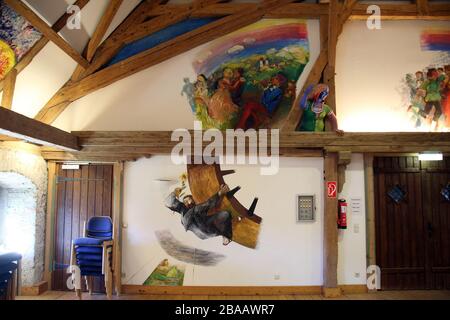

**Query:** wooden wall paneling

left=51, top=164, right=114, bottom=292
left=53, top=165, right=65, bottom=290
left=62, top=169, right=74, bottom=290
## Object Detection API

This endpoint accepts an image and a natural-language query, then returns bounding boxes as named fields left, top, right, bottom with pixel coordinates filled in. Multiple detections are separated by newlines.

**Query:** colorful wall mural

left=402, top=29, right=450, bottom=131
left=143, top=259, right=185, bottom=286
left=155, top=230, right=226, bottom=266
left=181, top=19, right=310, bottom=129
left=165, top=163, right=262, bottom=250
left=0, top=1, right=42, bottom=79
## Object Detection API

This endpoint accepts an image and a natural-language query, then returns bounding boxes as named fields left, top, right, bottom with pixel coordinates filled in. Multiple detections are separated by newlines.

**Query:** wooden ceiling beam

left=416, top=0, right=430, bottom=16
left=4, top=0, right=89, bottom=68
left=86, top=0, right=124, bottom=61
left=70, top=131, right=450, bottom=148
left=0, top=108, right=80, bottom=151
left=1, top=68, right=17, bottom=109
left=34, top=0, right=297, bottom=124
left=281, top=50, right=328, bottom=132
left=80, top=0, right=174, bottom=78
left=70, top=0, right=124, bottom=81
left=39, top=131, right=450, bottom=161
left=83, top=0, right=228, bottom=78
left=350, top=2, right=450, bottom=20
left=0, top=0, right=90, bottom=92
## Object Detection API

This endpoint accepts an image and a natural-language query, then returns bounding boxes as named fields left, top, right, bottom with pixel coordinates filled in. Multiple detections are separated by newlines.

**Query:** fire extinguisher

left=337, top=199, right=347, bottom=229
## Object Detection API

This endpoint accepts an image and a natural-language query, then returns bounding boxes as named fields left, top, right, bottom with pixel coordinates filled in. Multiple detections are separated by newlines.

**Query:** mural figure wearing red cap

left=298, top=84, right=343, bottom=135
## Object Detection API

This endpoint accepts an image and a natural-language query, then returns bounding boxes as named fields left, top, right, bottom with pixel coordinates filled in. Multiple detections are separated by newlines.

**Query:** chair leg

left=16, top=260, right=21, bottom=296
left=86, top=276, right=93, bottom=295
left=76, top=289, right=82, bottom=300
left=70, top=242, right=81, bottom=300
left=11, top=270, right=16, bottom=300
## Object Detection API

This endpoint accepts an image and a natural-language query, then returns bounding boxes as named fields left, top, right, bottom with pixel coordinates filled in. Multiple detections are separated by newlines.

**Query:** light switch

left=353, top=224, right=359, bottom=233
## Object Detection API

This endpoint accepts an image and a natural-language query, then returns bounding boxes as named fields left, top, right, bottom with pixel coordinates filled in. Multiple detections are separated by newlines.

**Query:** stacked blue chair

left=0, top=252, right=22, bottom=300
left=71, top=216, right=114, bottom=299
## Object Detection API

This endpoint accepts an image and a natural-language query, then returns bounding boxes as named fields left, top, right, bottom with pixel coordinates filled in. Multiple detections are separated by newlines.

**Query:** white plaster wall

left=0, top=188, right=6, bottom=247
left=51, top=19, right=321, bottom=131
left=337, top=153, right=367, bottom=285
left=122, top=155, right=367, bottom=286
left=122, top=156, right=325, bottom=286
left=336, top=20, right=450, bottom=132
left=0, top=147, right=48, bottom=285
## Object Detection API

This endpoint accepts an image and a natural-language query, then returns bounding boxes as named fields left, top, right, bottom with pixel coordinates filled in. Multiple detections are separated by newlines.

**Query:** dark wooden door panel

left=375, top=156, right=450, bottom=290
left=52, top=164, right=113, bottom=292
left=422, top=170, right=450, bottom=290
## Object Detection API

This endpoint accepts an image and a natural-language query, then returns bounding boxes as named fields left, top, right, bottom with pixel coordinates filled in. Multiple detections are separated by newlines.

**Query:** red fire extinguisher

left=337, top=199, right=347, bottom=229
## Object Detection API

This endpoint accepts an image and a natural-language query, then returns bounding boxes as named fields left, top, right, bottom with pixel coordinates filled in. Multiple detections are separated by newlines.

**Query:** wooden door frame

left=364, top=154, right=377, bottom=278
left=43, top=161, right=124, bottom=293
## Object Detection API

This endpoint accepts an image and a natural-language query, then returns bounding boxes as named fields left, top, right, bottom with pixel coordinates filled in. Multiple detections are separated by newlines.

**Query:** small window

left=388, top=185, right=407, bottom=204
left=441, top=184, right=450, bottom=202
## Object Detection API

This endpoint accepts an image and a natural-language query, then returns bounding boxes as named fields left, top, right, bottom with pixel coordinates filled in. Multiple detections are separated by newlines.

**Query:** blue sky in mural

left=105, top=17, right=220, bottom=67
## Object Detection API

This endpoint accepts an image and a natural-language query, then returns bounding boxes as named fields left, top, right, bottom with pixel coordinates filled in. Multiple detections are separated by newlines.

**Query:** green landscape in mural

left=143, top=259, right=185, bottom=286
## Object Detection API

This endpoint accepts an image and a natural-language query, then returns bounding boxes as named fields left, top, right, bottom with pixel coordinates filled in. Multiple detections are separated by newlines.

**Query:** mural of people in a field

left=181, top=19, right=310, bottom=129
left=403, top=29, right=450, bottom=131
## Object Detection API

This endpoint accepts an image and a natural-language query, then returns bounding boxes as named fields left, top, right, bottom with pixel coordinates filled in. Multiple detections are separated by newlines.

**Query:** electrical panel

left=297, top=195, right=315, bottom=222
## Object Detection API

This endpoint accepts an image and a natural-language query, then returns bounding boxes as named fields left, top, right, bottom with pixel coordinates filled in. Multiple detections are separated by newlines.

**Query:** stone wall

left=0, top=146, right=48, bottom=286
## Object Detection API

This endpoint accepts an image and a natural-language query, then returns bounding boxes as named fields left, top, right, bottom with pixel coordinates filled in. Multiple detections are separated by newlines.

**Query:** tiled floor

left=16, top=290, right=450, bottom=300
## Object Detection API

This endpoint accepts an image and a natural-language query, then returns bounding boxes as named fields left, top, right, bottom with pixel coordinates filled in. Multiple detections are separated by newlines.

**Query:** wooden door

left=374, top=156, right=450, bottom=290
left=421, top=158, right=450, bottom=289
left=51, top=164, right=113, bottom=292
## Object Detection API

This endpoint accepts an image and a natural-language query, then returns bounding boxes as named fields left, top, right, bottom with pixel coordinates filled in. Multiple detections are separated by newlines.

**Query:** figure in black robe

left=165, top=184, right=233, bottom=245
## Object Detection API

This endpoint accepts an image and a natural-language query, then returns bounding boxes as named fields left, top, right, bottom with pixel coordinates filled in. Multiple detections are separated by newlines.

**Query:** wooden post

left=324, top=0, right=339, bottom=114
left=337, top=151, right=352, bottom=193
left=1, top=68, right=17, bottom=109
left=44, top=162, right=56, bottom=289
left=112, top=162, right=124, bottom=295
left=323, top=152, right=341, bottom=298
left=364, top=153, right=376, bottom=286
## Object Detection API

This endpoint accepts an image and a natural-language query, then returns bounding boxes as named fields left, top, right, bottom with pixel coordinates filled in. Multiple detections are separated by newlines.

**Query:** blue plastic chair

left=71, top=216, right=114, bottom=299
left=0, top=252, right=22, bottom=300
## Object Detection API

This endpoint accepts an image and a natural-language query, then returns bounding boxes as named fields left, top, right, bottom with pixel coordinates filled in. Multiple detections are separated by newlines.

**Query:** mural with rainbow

left=181, top=19, right=310, bottom=130
left=403, top=28, right=450, bottom=132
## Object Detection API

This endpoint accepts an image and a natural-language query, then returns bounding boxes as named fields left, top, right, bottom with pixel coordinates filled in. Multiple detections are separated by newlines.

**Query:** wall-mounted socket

left=274, top=274, right=280, bottom=280
left=353, top=224, right=360, bottom=234
left=354, top=272, right=360, bottom=278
